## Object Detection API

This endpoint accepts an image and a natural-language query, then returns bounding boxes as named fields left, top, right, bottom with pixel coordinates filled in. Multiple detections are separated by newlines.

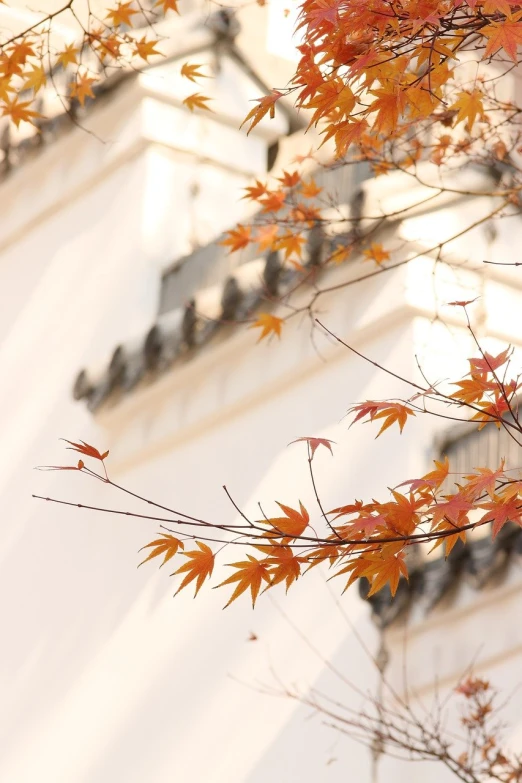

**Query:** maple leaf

left=370, top=85, right=408, bottom=136
left=276, top=232, right=306, bottom=260
left=56, top=44, right=78, bottom=69
left=242, top=180, right=267, bottom=201
left=180, top=62, right=209, bottom=83
left=139, top=533, right=184, bottom=567
left=336, top=542, right=408, bottom=597
left=278, top=170, right=300, bottom=188
left=450, top=376, right=492, bottom=404
left=7, top=39, right=35, bottom=67
left=105, top=1, right=138, bottom=27
left=468, top=347, right=512, bottom=375
left=330, top=244, right=352, bottom=265
left=155, top=0, right=178, bottom=12
left=263, top=545, right=302, bottom=591
left=220, top=224, right=252, bottom=253
left=363, top=243, right=390, bottom=265
left=240, top=90, right=283, bottom=135
left=447, top=298, right=479, bottom=307
left=398, top=456, right=450, bottom=492
left=217, top=555, right=272, bottom=607
left=349, top=401, right=415, bottom=436
left=250, top=313, right=283, bottom=341
left=69, top=75, right=97, bottom=107
left=266, top=501, right=309, bottom=538
left=481, top=17, right=522, bottom=63
left=304, top=545, right=341, bottom=571
left=62, top=439, right=109, bottom=461
left=172, top=542, right=214, bottom=596
left=385, top=490, right=425, bottom=536
left=0, top=78, right=15, bottom=103
left=256, top=224, right=279, bottom=251
left=259, top=190, right=286, bottom=213
left=22, top=65, right=46, bottom=94
left=183, top=93, right=213, bottom=113
left=455, top=677, right=490, bottom=698
left=1, top=97, right=42, bottom=127
left=300, top=178, right=322, bottom=198
left=479, top=496, right=522, bottom=538
left=431, top=493, right=473, bottom=527
left=133, top=37, right=162, bottom=62
left=471, top=397, right=510, bottom=430
left=289, top=436, right=335, bottom=459
left=450, top=89, right=485, bottom=131
left=462, top=463, right=506, bottom=501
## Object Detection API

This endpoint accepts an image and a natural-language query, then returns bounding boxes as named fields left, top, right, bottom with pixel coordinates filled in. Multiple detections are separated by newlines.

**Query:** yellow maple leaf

left=133, top=37, right=162, bottom=62
left=155, top=0, right=179, bottom=13
left=450, top=89, right=485, bottom=131
left=256, top=224, right=279, bottom=251
left=250, top=313, right=283, bottom=341
left=69, top=75, right=97, bottom=106
left=276, top=232, right=306, bottom=260
left=1, top=97, right=42, bottom=127
left=22, top=65, right=46, bottom=94
left=56, top=44, right=78, bottom=69
left=106, top=1, right=138, bottom=27
left=180, top=62, right=209, bottom=83
left=0, top=77, right=15, bottom=103
left=363, top=242, right=390, bottom=265
left=330, top=244, right=352, bottom=265
left=183, top=92, right=213, bottom=112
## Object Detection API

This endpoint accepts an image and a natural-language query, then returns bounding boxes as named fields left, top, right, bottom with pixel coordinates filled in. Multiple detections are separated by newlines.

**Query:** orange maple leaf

left=479, top=496, right=522, bottom=538
left=266, top=501, right=309, bottom=538
left=261, top=545, right=302, bottom=591
left=240, top=90, right=283, bottom=135
left=183, top=92, right=213, bottom=112
left=139, top=534, right=184, bottom=567
left=259, top=190, right=286, bottom=213
left=62, top=439, right=109, bottom=461
left=468, top=347, right=512, bottom=374
left=242, top=179, right=267, bottom=201
left=481, top=16, right=522, bottom=62
left=277, top=170, right=300, bottom=188
left=255, top=224, right=279, bottom=251
left=276, top=232, right=306, bottom=260
left=349, top=401, right=416, bottom=436
left=300, top=178, right=322, bottom=198
left=363, top=243, right=390, bottom=265
left=1, top=97, right=42, bottom=127
left=217, top=555, right=272, bottom=607
left=172, top=542, right=214, bottom=596
left=250, top=313, right=283, bottom=341
left=220, top=224, right=252, bottom=253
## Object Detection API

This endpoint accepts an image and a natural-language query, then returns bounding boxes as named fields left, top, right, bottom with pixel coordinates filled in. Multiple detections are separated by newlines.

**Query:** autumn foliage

left=26, top=0, right=522, bottom=607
